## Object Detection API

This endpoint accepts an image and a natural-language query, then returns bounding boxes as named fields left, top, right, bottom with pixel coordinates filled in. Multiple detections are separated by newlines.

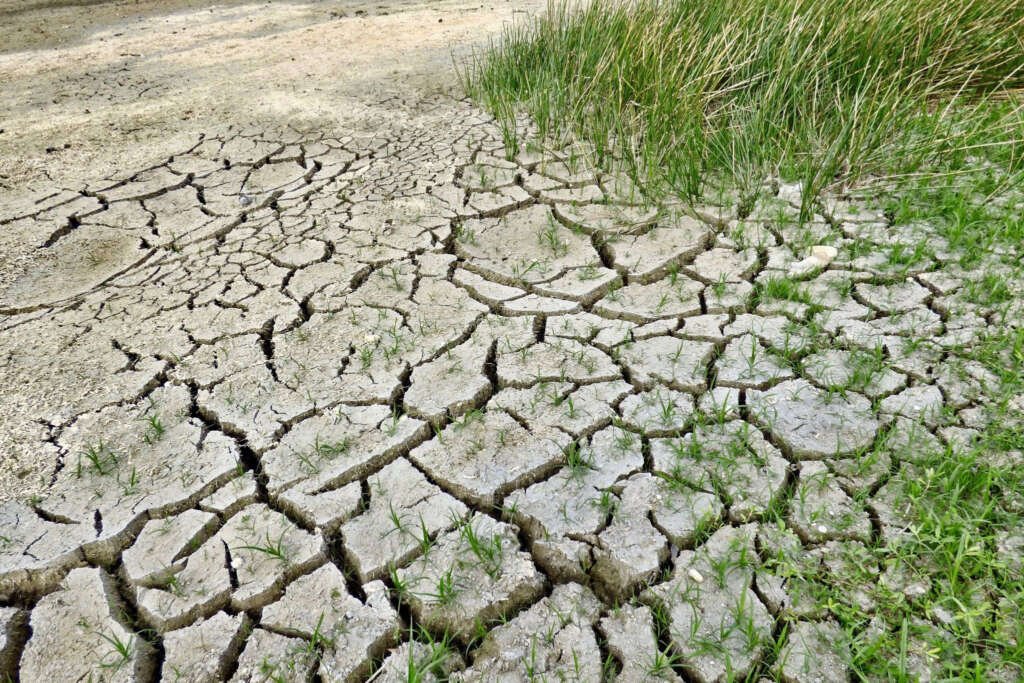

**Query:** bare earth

left=1, top=1, right=1019, bottom=681
left=0, top=0, right=542, bottom=499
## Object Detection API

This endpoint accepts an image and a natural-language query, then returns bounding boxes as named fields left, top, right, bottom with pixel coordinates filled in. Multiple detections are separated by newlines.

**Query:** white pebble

left=688, top=568, right=704, bottom=583
left=810, top=245, right=838, bottom=261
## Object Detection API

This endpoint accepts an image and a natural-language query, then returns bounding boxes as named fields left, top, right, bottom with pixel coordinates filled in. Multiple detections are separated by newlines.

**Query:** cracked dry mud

left=2, top=3, right=1022, bottom=683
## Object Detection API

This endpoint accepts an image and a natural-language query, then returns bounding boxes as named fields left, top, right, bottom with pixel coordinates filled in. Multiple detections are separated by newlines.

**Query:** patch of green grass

left=97, top=631, right=134, bottom=671
left=463, top=5, right=1024, bottom=680
left=884, top=180, right=1024, bottom=262
left=465, top=0, right=1024, bottom=211
left=142, top=413, right=165, bottom=444
left=404, top=627, right=460, bottom=683
left=564, top=440, right=594, bottom=478
left=234, top=531, right=289, bottom=562
left=846, top=432, right=1024, bottom=678
left=762, top=325, right=1024, bottom=680
left=458, top=519, right=505, bottom=579
left=76, top=441, right=119, bottom=477
left=753, top=276, right=812, bottom=307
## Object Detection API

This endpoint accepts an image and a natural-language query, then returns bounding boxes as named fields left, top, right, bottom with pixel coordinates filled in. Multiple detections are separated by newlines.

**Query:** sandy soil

left=0, top=0, right=540, bottom=288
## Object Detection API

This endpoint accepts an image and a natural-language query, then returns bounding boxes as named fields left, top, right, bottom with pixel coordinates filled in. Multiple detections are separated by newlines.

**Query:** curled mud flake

left=455, top=205, right=600, bottom=286
left=229, top=628, right=317, bottom=683
left=788, top=461, right=872, bottom=544
left=619, top=336, right=715, bottom=393
left=650, top=420, right=787, bottom=523
left=374, top=641, right=466, bottom=682
left=505, top=424, right=643, bottom=580
left=0, top=502, right=92, bottom=600
left=496, top=338, right=621, bottom=388
left=592, top=472, right=722, bottom=601
left=715, top=333, right=795, bottom=390
left=599, top=604, right=682, bottom=682
left=121, top=509, right=219, bottom=587
left=409, top=409, right=570, bottom=508
left=404, top=337, right=492, bottom=423
left=261, top=404, right=428, bottom=496
left=603, top=218, right=711, bottom=284
left=136, top=503, right=323, bottom=632
left=40, top=385, right=240, bottom=563
left=787, top=244, right=838, bottom=277
left=593, top=277, right=704, bottom=323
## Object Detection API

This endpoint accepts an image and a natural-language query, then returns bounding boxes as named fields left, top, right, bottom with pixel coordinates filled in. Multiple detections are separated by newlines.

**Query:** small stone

left=787, top=245, right=837, bottom=277
left=810, top=245, right=838, bottom=261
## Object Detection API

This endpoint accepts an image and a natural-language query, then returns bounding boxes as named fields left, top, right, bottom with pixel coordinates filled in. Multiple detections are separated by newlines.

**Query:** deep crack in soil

left=1, top=1, right=1022, bottom=681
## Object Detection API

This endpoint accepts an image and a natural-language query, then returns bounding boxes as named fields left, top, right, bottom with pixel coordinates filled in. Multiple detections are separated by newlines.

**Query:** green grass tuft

left=464, top=0, right=1024, bottom=209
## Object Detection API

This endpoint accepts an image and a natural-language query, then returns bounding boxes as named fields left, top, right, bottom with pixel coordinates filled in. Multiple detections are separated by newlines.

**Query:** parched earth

left=1, top=2, right=1022, bottom=683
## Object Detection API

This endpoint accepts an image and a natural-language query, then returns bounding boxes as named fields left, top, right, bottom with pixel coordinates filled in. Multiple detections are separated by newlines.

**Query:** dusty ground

left=0, top=0, right=542, bottom=499
left=0, top=0, right=537, bottom=288
left=1, top=1, right=1021, bottom=681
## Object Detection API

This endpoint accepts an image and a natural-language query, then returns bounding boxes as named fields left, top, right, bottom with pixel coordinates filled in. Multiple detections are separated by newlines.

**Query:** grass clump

left=464, top=0, right=1024, bottom=210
